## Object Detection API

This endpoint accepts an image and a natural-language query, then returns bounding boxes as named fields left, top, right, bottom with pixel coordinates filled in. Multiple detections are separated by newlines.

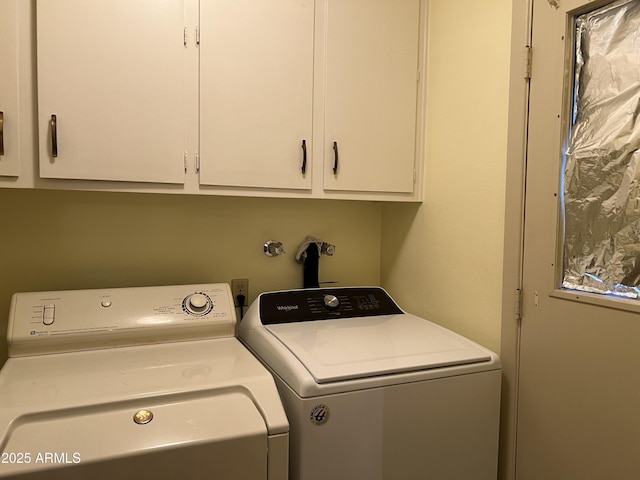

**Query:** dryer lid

left=265, top=313, right=491, bottom=384
left=0, top=391, right=268, bottom=479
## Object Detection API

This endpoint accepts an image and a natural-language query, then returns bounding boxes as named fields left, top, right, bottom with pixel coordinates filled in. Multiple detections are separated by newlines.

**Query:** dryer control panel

left=258, top=287, right=403, bottom=325
left=8, top=283, right=236, bottom=357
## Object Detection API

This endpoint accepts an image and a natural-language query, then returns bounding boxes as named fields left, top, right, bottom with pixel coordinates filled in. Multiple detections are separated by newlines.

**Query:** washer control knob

left=323, top=294, right=339, bottom=309
left=183, top=293, right=212, bottom=315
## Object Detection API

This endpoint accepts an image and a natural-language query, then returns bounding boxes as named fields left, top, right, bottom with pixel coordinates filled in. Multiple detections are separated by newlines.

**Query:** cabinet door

left=0, top=0, right=21, bottom=177
left=37, top=0, right=186, bottom=183
left=199, top=0, right=313, bottom=190
left=323, top=0, right=421, bottom=194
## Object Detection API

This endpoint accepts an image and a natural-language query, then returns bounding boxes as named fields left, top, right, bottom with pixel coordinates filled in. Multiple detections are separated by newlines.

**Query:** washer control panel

left=258, top=287, right=403, bottom=325
left=8, top=283, right=236, bottom=357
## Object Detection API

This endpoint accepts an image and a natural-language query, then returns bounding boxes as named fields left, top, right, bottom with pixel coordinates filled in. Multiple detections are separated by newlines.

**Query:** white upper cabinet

left=199, top=0, right=314, bottom=190
left=36, top=0, right=187, bottom=183
left=322, top=0, right=422, bottom=194
left=0, top=0, right=21, bottom=177
left=7, top=0, right=425, bottom=200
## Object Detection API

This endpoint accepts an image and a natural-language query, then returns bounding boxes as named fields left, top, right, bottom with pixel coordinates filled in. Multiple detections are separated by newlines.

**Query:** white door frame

left=500, top=0, right=534, bottom=479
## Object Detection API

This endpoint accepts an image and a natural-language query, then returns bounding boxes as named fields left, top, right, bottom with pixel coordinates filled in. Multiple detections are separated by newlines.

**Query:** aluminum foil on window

left=563, top=0, right=640, bottom=297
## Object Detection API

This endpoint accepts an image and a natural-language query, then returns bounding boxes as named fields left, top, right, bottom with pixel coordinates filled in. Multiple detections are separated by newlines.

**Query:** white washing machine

left=238, top=287, right=501, bottom=480
left=0, top=284, right=288, bottom=480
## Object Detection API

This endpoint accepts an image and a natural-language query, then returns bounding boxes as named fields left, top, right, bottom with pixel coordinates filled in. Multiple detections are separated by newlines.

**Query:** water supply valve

left=295, top=236, right=336, bottom=289
left=264, top=240, right=286, bottom=257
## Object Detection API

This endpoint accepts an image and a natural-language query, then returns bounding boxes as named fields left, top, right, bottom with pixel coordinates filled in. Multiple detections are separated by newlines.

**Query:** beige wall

left=0, top=189, right=381, bottom=362
left=381, top=0, right=513, bottom=354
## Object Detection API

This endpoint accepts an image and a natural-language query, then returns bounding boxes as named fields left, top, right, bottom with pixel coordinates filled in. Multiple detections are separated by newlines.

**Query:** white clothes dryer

left=0, top=284, right=288, bottom=480
left=238, top=287, right=501, bottom=480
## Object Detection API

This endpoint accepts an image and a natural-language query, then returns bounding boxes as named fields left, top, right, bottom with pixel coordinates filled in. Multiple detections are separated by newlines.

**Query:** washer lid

left=266, top=313, right=491, bottom=383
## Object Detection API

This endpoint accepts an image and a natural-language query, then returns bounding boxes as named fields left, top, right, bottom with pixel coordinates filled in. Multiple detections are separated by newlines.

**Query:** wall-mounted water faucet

left=264, top=240, right=285, bottom=257
left=295, top=236, right=335, bottom=288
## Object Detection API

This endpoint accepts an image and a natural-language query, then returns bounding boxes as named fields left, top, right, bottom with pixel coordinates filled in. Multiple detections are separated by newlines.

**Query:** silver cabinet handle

left=0, top=111, right=4, bottom=156
left=51, top=114, right=57, bottom=158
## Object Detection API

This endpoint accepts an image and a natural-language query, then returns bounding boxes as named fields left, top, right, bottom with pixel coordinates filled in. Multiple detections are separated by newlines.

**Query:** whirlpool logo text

left=276, top=305, right=299, bottom=312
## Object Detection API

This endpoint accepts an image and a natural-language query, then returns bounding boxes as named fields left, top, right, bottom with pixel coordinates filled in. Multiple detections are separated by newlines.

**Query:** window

left=563, top=0, right=640, bottom=297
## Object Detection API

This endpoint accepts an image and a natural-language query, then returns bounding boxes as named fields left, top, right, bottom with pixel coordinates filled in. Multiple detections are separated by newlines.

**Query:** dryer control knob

left=184, top=293, right=211, bottom=315
left=189, top=293, right=208, bottom=309
left=323, top=294, right=340, bottom=309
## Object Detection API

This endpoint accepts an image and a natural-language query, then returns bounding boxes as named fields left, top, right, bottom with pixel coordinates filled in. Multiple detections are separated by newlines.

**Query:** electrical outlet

left=231, top=278, right=249, bottom=307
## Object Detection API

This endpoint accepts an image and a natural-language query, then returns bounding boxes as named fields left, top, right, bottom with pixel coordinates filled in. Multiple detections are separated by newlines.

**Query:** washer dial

left=182, top=292, right=213, bottom=316
left=323, top=294, right=340, bottom=309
